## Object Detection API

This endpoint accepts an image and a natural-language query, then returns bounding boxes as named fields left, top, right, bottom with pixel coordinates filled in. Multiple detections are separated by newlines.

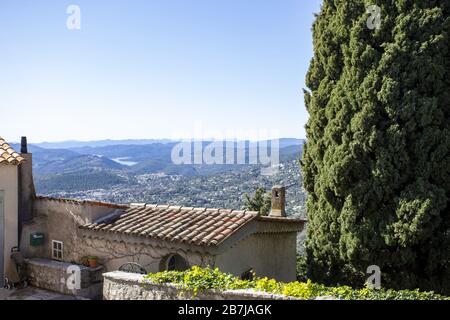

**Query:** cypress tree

left=302, top=0, right=450, bottom=293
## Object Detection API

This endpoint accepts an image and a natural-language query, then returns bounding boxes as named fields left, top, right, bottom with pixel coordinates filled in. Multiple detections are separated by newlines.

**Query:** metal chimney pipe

left=21, top=136, right=28, bottom=154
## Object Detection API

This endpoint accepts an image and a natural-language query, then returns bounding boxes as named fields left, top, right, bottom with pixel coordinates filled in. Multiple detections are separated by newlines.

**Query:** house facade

left=22, top=197, right=302, bottom=282
left=0, top=138, right=24, bottom=283
left=3, top=136, right=305, bottom=293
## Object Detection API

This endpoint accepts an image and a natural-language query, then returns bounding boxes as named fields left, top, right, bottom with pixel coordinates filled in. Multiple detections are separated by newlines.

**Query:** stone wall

left=20, top=197, right=125, bottom=261
left=21, top=198, right=215, bottom=274
left=25, top=258, right=104, bottom=299
left=103, top=271, right=296, bottom=300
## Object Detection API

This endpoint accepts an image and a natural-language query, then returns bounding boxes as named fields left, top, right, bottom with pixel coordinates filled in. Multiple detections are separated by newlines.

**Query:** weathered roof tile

left=0, top=137, right=24, bottom=166
left=80, top=205, right=259, bottom=246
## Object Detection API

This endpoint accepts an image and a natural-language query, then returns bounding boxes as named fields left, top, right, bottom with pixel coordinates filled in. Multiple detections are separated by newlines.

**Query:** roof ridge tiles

left=0, top=137, right=25, bottom=166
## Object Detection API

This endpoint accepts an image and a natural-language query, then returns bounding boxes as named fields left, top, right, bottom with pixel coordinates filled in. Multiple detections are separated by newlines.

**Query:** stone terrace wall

left=103, top=271, right=296, bottom=300
left=26, top=258, right=104, bottom=299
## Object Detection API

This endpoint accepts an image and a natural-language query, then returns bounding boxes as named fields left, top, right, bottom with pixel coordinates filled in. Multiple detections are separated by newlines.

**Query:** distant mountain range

left=31, top=138, right=304, bottom=150
left=13, top=138, right=304, bottom=177
left=32, top=139, right=174, bottom=149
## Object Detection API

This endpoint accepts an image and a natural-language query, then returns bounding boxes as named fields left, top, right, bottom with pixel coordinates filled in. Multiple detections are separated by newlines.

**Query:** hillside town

left=39, top=159, right=306, bottom=220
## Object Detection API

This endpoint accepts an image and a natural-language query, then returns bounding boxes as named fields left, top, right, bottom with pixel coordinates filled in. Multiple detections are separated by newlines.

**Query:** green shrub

left=143, top=266, right=450, bottom=300
left=144, top=266, right=251, bottom=296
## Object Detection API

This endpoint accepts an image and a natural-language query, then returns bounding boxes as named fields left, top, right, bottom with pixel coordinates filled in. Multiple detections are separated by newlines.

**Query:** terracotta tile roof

left=0, top=137, right=24, bottom=165
left=80, top=205, right=259, bottom=246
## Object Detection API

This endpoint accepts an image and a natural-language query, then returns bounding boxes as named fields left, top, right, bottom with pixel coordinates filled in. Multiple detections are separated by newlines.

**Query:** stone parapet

left=25, top=258, right=103, bottom=299
left=103, top=271, right=297, bottom=300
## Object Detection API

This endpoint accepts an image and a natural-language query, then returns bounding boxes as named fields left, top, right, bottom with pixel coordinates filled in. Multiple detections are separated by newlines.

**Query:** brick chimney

left=18, top=136, right=35, bottom=228
left=269, top=185, right=286, bottom=217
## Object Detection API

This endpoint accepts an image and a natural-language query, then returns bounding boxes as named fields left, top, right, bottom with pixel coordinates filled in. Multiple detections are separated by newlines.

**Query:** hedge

left=143, top=266, right=450, bottom=300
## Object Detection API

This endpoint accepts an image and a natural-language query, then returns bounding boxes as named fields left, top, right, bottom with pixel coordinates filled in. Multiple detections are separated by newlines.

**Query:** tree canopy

left=243, top=187, right=271, bottom=216
left=302, top=0, right=450, bottom=293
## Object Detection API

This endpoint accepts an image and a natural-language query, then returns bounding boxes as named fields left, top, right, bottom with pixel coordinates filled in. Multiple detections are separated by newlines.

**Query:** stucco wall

left=103, top=271, right=296, bottom=300
left=215, top=232, right=298, bottom=282
left=0, top=165, right=19, bottom=278
left=21, top=198, right=123, bottom=262
left=18, top=153, right=35, bottom=224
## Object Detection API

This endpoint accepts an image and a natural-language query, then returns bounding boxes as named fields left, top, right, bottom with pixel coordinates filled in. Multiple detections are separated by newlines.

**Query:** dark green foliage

left=302, top=0, right=450, bottom=293
left=243, top=187, right=272, bottom=215
left=296, top=254, right=308, bottom=282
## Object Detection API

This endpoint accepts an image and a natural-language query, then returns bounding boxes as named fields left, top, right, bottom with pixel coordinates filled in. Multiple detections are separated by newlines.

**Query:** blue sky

left=0, top=0, right=322, bottom=143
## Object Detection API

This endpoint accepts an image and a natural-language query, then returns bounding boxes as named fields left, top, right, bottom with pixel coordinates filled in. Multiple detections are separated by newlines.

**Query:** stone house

left=2, top=136, right=305, bottom=293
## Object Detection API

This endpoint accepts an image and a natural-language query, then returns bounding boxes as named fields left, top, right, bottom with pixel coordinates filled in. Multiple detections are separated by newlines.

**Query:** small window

left=52, top=240, right=63, bottom=261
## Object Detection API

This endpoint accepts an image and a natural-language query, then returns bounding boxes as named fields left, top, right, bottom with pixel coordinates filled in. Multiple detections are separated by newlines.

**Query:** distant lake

left=112, top=157, right=138, bottom=166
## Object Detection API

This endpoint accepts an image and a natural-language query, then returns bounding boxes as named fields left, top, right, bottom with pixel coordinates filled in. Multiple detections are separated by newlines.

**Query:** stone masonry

left=26, top=258, right=104, bottom=299
left=103, top=271, right=297, bottom=300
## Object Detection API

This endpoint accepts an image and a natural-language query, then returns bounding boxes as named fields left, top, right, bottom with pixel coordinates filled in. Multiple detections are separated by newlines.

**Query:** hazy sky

left=0, top=0, right=322, bottom=143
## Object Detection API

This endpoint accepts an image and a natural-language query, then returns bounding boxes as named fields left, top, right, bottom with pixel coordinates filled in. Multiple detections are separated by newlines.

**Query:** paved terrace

left=0, top=287, right=87, bottom=300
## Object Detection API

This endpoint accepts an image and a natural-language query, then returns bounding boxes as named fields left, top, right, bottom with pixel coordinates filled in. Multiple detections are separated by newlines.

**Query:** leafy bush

left=143, top=266, right=450, bottom=300
left=144, top=266, right=251, bottom=296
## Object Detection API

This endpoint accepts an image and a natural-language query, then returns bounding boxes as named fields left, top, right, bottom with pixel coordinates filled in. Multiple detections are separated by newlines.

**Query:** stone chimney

left=18, top=136, right=35, bottom=228
left=269, top=185, right=286, bottom=217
